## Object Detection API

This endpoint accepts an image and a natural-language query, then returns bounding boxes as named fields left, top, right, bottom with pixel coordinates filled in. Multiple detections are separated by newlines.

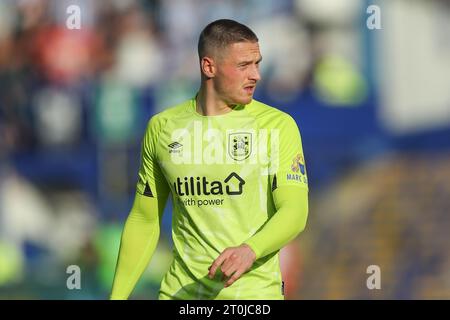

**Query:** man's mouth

left=244, top=85, right=255, bottom=94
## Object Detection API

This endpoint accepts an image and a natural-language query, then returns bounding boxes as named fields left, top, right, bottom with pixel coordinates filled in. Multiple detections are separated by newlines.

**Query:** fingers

left=224, top=267, right=245, bottom=288
left=209, top=246, right=255, bottom=286
left=220, top=253, right=238, bottom=272
left=220, top=260, right=238, bottom=281
left=220, top=257, right=249, bottom=287
left=208, top=252, right=229, bottom=279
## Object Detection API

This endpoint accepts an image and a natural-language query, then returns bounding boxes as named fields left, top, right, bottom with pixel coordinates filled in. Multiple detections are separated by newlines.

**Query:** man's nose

left=249, top=65, right=261, bottom=82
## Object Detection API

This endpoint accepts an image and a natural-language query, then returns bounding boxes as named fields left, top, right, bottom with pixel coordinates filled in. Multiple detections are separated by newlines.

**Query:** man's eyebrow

left=238, top=56, right=263, bottom=65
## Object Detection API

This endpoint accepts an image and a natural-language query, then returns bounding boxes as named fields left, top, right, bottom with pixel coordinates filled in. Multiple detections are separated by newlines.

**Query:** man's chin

left=236, top=96, right=253, bottom=105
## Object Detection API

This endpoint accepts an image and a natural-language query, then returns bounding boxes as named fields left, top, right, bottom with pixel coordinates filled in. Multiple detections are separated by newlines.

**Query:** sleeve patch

left=271, top=174, right=278, bottom=191
left=143, top=182, right=154, bottom=197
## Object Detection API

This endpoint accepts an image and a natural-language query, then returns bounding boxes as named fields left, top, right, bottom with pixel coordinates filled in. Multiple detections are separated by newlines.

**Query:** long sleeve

left=110, top=192, right=168, bottom=299
left=111, top=115, right=169, bottom=299
left=244, top=113, right=309, bottom=259
left=244, top=185, right=308, bottom=259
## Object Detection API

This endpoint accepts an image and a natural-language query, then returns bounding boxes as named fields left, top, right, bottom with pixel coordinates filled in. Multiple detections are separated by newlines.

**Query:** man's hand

left=208, top=244, right=256, bottom=288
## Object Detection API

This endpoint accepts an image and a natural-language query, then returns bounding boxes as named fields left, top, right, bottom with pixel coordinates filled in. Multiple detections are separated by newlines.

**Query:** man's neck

left=195, top=85, right=235, bottom=116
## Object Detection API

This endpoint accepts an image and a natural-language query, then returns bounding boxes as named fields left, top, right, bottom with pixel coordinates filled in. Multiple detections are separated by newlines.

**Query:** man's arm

left=244, top=185, right=308, bottom=259
left=208, top=185, right=308, bottom=287
left=110, top=191, right=168, bottom=300
left=244, top=113, right=309, bottom=259
left=110, top=115, right=169, bottom=299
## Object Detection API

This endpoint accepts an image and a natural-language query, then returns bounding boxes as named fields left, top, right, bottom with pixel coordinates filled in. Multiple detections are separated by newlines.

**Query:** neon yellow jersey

left=137, top=97, right=308, bottom=300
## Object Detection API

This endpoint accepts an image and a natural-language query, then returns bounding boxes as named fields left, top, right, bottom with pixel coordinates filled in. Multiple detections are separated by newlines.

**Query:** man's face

left=213, top=41, right=262, bottom=106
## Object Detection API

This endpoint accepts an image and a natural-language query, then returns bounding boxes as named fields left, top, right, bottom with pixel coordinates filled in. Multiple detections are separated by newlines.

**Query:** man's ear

left=201, top=56, right=216, bottom=78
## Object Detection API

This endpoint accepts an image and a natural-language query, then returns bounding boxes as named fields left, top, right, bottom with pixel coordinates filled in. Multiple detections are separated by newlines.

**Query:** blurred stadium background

left=0, top=0, right=449, bottom=299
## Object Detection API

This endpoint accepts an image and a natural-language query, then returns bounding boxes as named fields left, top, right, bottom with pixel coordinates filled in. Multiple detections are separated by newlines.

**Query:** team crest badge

left=228, top=132, right=252, bottom=161
left=291, top=154, right=306, bottom=175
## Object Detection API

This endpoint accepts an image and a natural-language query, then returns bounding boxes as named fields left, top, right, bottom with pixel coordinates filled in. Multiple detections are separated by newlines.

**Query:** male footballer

left=111, top=19, right=309, bottom=300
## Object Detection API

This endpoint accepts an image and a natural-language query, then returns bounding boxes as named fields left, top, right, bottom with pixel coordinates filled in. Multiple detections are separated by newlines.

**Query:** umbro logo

left=168, top=142, right=183, bottom=149
left=168, top=141, right=183, bottom=154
